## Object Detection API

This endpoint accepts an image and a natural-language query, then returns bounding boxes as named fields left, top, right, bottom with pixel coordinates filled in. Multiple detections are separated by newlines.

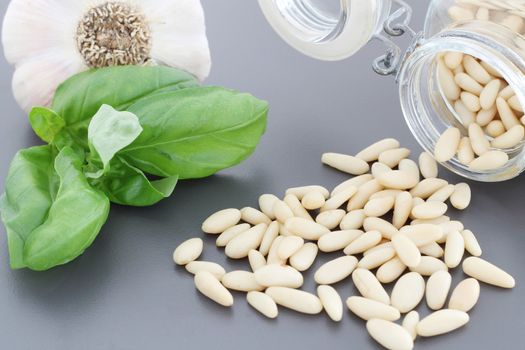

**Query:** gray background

left=0, top=1, right=523, bottom=349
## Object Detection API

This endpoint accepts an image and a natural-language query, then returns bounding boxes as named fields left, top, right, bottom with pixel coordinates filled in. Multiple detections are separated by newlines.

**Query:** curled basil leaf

left=29, top=107, right=65, bottom=143
left=92, top=157, right=178, bottom=207
left=0, top=146, right=110, bottom=271
left=52, top=66, right=199, bottom=148
left=0, top=146, right=58, bottom=269
left=86, top=104, right=143, bottom=178
left=121, top=87, right=269, bottom=179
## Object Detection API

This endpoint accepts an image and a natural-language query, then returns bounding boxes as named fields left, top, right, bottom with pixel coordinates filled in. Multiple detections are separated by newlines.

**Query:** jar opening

left=274, top=0, right=344, bottom=43
left=399, top=25, right=525, bottom=181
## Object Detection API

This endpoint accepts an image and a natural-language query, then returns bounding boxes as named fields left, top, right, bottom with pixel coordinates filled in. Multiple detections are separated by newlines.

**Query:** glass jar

left=259, top=0, right=525, bottom=182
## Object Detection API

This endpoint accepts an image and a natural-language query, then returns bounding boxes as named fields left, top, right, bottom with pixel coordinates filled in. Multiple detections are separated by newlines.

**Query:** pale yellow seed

left=301, top=191, right=326, bottom=210
left=457, top=137, right=475, bottom=165
left=418, top=152, right=438, bottom=179
left=463, top=55, right=492, bottom=84
left=485, top=120, right=506, bottom=138
left=469, top=150, right=509, bottom=171
left=496, top=97, right=521, bottom=130
left=321, top=153, right=370, bottom=175
left=468, top=123, right=490, bottom=156
left=480, top=79, right=501, bottom=110
left=355, top=138, right=401, bottom=162
left=435, top=127, right=461, bottom=162
left=455, top=72, right=483, bottom=95
left=508, top=95, right=523, bottom=112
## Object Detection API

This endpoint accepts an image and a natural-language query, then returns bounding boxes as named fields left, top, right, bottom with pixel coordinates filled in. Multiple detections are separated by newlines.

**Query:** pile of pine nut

left=435, top=0, right=525, bottom=171
left=173, top=138, right=516, bottom=350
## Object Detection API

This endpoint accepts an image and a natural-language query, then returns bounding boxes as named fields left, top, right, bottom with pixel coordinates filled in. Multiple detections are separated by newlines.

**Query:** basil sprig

left=1, top=66, right=268, bottom=270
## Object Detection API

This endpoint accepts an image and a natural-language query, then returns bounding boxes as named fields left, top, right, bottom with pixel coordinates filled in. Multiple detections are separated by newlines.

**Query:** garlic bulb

left=1, top=0, right=211, bottom=112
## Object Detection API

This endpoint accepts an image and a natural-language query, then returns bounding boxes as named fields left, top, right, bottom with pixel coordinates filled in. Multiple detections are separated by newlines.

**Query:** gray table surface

left=0, top=1, right=524, bottom=349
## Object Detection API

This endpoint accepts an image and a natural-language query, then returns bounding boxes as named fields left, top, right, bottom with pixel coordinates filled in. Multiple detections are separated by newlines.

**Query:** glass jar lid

left=258, top=0, right=391, bottom=61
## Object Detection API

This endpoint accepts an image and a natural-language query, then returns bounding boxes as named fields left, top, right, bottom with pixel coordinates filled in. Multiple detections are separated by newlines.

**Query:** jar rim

left=398, top=22, right=525, bottom=182
left=258, top=0, right=391, bottom=61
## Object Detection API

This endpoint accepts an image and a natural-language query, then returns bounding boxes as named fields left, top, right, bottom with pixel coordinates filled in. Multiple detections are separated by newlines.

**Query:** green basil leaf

left=0, top=145, right=58, bottom=269
left=121, top=87, right=269, bottom=179
left=86, top=104, right=143, bottom=178
left=92, top=157, right=178, bottom=207
left=52, top=66, right=199, bottom=148
left=29, top=107, right=65, bottom=143
left=0, top=146, right=110, bottom=271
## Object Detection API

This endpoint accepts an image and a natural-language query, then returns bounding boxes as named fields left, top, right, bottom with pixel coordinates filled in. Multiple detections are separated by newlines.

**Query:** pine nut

left=507, top=94, right=523, bottom=112
left=402, top=311, right=420, bottom=341
left=346, top=296, right=401, bottom=321
left=460, top=91, right=481, bottom=112
left=322, top=185, right=357, bottom=211
left=376, top=257, right=407, bottom=284
left=254, top=264, right=303, bottom=288
left=284, top=194, right=313, bottom=220
left=399, top=159, right=421, bottom=182
left=476, top=105, right=497, bottom=126
left=457, top=137, right=475, bottom=165
left=258, top=221, right=279, bottom=256
left=427, top=184, right=455, bottom=202
left=480, top=79, right=501, bottom=109
left=316, top=209, right=346, bottom=229
left=277, top=236, right=304, bottom=260
left=376, top=170, right=419, bottom=190
left=241, top=207, right=271, bottom=225
left=364, top=196, right=395, bottom=217
left=352, top=268, right=390, bottom=305
left=347, top=179, right=383, bottom=210
left=463, top=257, right=515, bottom=288
left=318, top=229, right=363, bottom=252
left=322, top=153, right=370, bottom=175
left=400, top=224, right=444, bottom=247
left=285, top=217, right=330, bottom=240
left=248, top=249, right=266, bottom=271
left=410, top=256, right=448, bottom=276
left=449, top=278, right=480, bottom=312
left=265, top=287, right=323, bottom=314
left=419, top=242, right=444, bottom=258
left=173, top=238, right=203, bottom=265
left=331, top=174, right=373, bottom=196
left=461, top=229, right=482, bottom=257
left=273, top=200, right=294, bottom=223
left=426, top=270, right=452, bottom=310
left=344, top=230, right=383, bottom=255
left=301, top=191, right=326, bottom=210
left=485, top=120, right=505, bottom=138
left=411, top=202, right=448, bottom=220
left=496, top=97, right=521, bottom=130
left=186, top=261, right=226, bottom=279
left=318, top=285, right=343, bottom=322
left=355, top=138, right=401, bottom=162
left=419, top=152, right=438, bottom=179
left=194, top=271, right=234, bottom=307
left=435, top=127, right=461, bottom=162
left=378, top=148, right=411, bottom=168
left=225, top=223, right=267, bottom=259
left=391, top=272, right=425, bottom=313
left=438, top=59, right=462, bottom=100
left=393, top=192, right=413, bottom=229
left=366, top=319, right=414, bottom=350
left=410, top=178, right=448, bottom=199
left=468, top=123, right=490, bottom=156
left=202, top=208, right=241, bottom=234
left=289, top=242, right=318, bottom=271
left=371, top=162, right=392, bottom=178
left=364, top=217, right=399, bottom=239
left=340, top=210, right=366, bottom=230
left=315, top=256, right=358, bottom=285
left=359, top=247, right=396, bottom=270
left=455, top=72, right=483, bottom=95
left=258, top=194, right=279, bottom=219
left=286, top=185, right=329, bottom=200
left=469, top=150, right=509, bottom=170
left=222, top=271, right=264, bottom=292
left=450, top=183, right=471, bottom=210
left=463, top=55, right=492, bottom=84
left=417, top=310, right=469, bottom=337
left=392, top=234, right=421, bottom=268
left=444, top=51, right=464, bottom=70
left=247, top=291, right=278, bottom=318
left=491, top=125, right=524, bottom=149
